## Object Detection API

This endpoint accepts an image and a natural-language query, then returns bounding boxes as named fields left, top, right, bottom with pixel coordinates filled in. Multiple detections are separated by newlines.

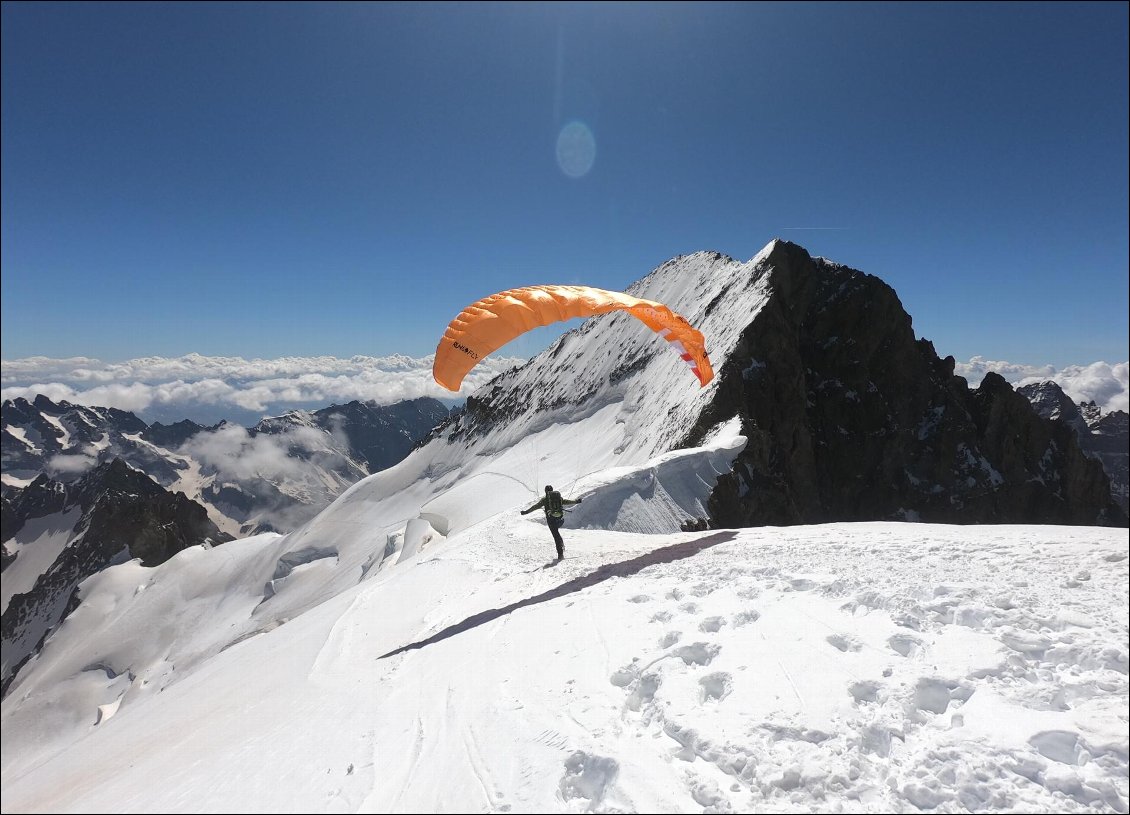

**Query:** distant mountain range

left=2, top=394, right=451, bottom=537
left=1, top=395, right=450, bottom=693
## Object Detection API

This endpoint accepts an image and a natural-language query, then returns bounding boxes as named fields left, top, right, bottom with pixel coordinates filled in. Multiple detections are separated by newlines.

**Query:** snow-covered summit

left=449, top=245, right=773, bottom=463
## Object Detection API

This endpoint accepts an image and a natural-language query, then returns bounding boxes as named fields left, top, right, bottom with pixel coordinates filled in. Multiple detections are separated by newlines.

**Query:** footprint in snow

left=674, top=642, right=721, bottom=666
left=731, top=609, right=761, bottom=626
left=610, top=668, right=636, bottom=688
left=626, top=674, right=661, bottom=711
left=826, top=633, right=862, bottom=652
left=888, top=633, right=924, bottom=657
left=559, top=751, right=619, bottom=809
left=848, top=679, right=883, bottom=704
left=699, top=671, right=732, bottom=702
left=699, top=616, right=725, bottom=633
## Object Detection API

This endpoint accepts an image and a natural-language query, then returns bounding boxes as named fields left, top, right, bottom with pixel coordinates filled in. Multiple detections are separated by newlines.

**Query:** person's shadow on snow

left=378, top=530, right=736, bottom=659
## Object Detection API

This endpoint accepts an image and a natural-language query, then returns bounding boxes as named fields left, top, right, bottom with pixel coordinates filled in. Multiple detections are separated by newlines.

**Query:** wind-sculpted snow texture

left=1, top=519, right=1125, bottom=813
left=1, top=396, right=449, bottom=698
left=0, top=429, right=749, bottom=762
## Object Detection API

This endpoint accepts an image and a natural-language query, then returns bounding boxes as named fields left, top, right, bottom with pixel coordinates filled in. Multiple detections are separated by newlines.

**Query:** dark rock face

left=2, top=459, right=229, bottom=696
left=1019, top=382, right=1129, bottom=513
left=2, top=475, right=68, bottom=543
left=696, top=241, right=1125, bottom=527
left=2, top=398, right=68, bottom=473
left=1017, top=382, right=1088, bottom=432
left=141, top=419, right=210, bottom=448
left=253, top=398, right=450, bottom=474
left=2, top=395, right=186, bottom=486
left=423, top=241, right=1123, bottom=529
left=314, top=398, right=451, bottom=473
left=68, top=459, right=226, bottom=566
left=969, top=373, right=1116, bottom=523
left=1092, top=411, right=1130, bottom=511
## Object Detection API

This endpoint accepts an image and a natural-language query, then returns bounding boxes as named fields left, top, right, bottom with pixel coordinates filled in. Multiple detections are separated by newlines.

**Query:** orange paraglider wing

left=432, top=285, right=713, bottom=391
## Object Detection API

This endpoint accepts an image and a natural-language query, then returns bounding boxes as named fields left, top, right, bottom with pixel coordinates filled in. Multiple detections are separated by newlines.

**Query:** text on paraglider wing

left=453, top=341, right=479, bottom=359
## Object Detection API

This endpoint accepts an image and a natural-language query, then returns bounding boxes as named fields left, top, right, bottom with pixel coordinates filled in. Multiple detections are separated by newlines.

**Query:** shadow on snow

left=379, top=530, right=737, bottom=659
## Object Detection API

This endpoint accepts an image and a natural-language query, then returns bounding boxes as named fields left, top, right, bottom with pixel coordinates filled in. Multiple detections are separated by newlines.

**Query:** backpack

left=546, top=490, right=564, bottom=519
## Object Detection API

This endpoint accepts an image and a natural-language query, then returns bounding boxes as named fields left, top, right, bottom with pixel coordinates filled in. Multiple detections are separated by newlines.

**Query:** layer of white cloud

left=183, top=423, right=348, bottom=486
left=176, top=422, right=365, bottom=531
left=4, top=353, right=1125, bottom=424
left=1, top=353, right=523, bottom=422
left=956, top=357, right=1128, bottom=413
left=45, top=453, right=98, bottom=477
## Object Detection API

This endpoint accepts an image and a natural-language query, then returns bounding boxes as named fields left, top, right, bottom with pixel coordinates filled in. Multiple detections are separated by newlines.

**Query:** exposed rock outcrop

left=696, top=242, right=1125, bottom=526
left=1019, top=381, right=1129, bottom=512
left=2, top=459, right=229, bottom=695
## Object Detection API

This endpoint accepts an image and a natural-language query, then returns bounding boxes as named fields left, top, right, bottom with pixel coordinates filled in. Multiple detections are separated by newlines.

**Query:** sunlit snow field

left=3, top=505, right=1126, bottom=812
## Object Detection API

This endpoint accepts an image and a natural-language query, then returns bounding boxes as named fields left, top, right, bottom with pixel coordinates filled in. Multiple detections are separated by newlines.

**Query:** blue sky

left=2, top=1, right=1127, bottom=367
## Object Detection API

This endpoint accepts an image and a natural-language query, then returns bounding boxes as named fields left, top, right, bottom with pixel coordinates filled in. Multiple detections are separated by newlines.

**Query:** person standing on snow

left=521, top=485, right=582, bottom=560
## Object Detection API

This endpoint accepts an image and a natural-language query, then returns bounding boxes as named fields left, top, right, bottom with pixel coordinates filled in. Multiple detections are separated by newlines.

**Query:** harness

left=545, top=491, right=564, bottom=519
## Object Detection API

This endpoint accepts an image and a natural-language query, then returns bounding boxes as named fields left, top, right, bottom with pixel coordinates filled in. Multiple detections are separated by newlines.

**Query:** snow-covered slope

left=451, top=248, right=766, bottom=467
left=2, top=508, right=1126, bottom=812
left=0, top=426, right=748, bottom=784
left=1, top=460, right=226, bottom=693
left=0, top=240, right=769, bottom=799
left=3, top=240, right=1127, bottom=812
left=225, top=245, right=774, bottom=600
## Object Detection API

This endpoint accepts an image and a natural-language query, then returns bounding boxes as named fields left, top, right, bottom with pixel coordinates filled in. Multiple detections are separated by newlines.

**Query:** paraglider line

left=467, top=470, right=539, bottom=495
left=418, top=471, right=539, bottom=515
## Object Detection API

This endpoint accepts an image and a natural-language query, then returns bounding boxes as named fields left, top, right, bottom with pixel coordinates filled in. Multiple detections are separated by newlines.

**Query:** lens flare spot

left=556, top=121, right=596, bottom=178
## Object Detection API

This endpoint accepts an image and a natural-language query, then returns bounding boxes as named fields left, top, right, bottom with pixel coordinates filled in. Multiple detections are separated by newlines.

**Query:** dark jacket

left=522, top=490, right=580, bottom=521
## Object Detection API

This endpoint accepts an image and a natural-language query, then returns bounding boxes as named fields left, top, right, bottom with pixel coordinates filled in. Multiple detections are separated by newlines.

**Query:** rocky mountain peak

left=1016, top=381, right=1088, bottom=433
left=1018, top=381, right=1129, bottom=513
left=141, top=419, right=208, bottom=448
left=436, top=239, right=1124, bottom=528
left=702, top=247, right=1125, bottom=527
